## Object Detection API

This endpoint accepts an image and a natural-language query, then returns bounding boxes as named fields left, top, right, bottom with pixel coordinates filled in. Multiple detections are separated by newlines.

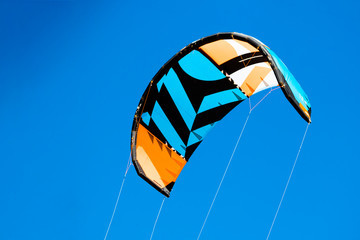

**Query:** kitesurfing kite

left=130, top=32, right=311, bottom=197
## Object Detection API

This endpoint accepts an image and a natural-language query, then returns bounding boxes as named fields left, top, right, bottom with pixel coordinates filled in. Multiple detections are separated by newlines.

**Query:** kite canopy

left=131, top=32, right=311, bottom=197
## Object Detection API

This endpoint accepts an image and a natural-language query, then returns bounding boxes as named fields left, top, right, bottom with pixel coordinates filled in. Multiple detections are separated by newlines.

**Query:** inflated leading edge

left=130, top=32, right=311, bottom=197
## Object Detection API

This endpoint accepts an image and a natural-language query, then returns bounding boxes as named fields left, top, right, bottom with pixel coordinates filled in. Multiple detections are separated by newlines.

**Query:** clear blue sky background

left=1, top=1, right=359, bottom=239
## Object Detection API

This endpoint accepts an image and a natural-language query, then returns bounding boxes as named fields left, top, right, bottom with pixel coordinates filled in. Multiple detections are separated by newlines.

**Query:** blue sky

left=1, top=1, right=359, bottom=239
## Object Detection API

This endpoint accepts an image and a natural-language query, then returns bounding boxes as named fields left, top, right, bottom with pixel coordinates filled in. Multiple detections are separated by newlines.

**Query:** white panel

left=136, top=146, right=165, bottom=188
left=225, top=39, right=251, bottom=56
left=253, top=70, right=279, bottom=94
left=230, top=65, right=255, bottom=87
left=230, top=62, right=273, bottom=88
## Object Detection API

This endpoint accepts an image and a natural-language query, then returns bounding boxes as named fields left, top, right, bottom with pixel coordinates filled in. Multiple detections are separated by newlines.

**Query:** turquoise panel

left=179, top=50, right=226, bottom=81
left=157, top=77, right=165, bottom=92
left=151, top=101, right=186, bottom=156
left=187, top=123, right=217, bottom=146
left=141, top=112, right=150, bottom=126
left=187, top=132, right=200, bottom=147
left=160, top=68, right=196, bottom=129
left=266, top=47, right=311, bottom=110
left=198, top=88, right=246, bottom=114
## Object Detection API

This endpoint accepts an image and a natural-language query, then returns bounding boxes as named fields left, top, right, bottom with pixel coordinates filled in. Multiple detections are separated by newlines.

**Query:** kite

left=130, top=32, right=311, bottom=197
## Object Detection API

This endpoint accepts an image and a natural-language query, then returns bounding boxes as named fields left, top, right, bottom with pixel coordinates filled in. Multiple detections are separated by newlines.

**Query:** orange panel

left=241, top=66, right=272, bottom=97
left=136, top=124, right=187, bottom=189
left=199, top=40, right=238, bottom=65
left=299, top=103, right=311, bottom=121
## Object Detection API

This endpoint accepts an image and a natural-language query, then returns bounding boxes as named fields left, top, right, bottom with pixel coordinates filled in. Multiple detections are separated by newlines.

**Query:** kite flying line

left=197, top=88, right=279, bottom=240
left=149, top=197, right=166, bottom=240
left=265, top=123, right=310, bottom=240
left=103, top=154, right=132, bottom=240
left=196, top=109, right=251, bottom=240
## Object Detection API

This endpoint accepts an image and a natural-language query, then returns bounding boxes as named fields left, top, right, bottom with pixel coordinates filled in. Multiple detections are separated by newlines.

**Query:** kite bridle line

left=249, top=86, right=280, bottom=112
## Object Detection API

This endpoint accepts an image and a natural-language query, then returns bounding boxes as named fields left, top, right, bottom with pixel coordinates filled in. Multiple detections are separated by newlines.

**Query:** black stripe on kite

left=191, top=101, right=242, bottom=131
left=156, top=85, right=191, bottom=145
left=220, top=53, right=268, bottom=75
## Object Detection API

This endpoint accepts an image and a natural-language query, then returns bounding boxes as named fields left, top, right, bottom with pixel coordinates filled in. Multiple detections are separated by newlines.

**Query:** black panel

left=185, top=141, right=202, bottom=160
left=165, top=182, right=175, bottom=192
left=192, top=101, right=242, bottom=131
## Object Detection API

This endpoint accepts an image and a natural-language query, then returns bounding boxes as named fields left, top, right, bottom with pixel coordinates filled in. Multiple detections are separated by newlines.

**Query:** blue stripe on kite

left=161, top=68, right=196, bottom=129
left=187, top=122, right=217, bottom=146
left=187, top=132, right=200, bottom=147
left=151, top=101, right=186, bottom=156
left=157, top=77, right=165, bottom=92
left=141, top=112, right=151, bottom=126
left=197, top=88, right=246, bottom=114
left=179, top=50, right=225, bottom=81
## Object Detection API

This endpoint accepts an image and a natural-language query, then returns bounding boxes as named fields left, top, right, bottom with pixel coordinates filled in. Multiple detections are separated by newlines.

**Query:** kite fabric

left=130, top=32, right=311, bottom=197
